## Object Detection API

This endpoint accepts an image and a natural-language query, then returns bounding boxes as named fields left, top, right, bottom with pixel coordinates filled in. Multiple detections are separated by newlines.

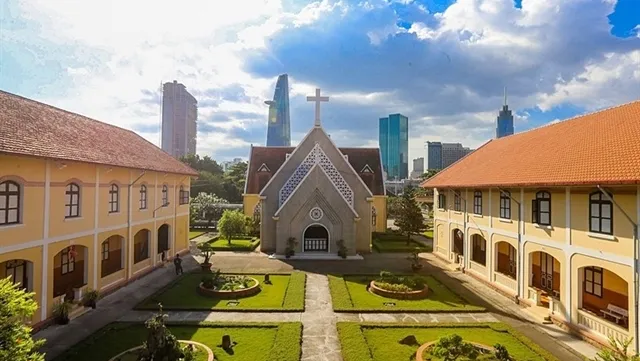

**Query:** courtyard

left=38, top=249, right=594, bottom=361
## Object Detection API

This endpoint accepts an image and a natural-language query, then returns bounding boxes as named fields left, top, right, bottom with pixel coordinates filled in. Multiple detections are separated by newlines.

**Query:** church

left=243, top=89, right=387, bottom=259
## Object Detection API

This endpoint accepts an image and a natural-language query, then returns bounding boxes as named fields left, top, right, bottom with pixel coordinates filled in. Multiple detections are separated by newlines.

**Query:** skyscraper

left=426, top=141, right=473, bottom=169
left=265, top=74, right=291, bottom=146
left=496, top=87, right=514, bottom=138
left=411, top=157, right=424, bottom=179
left=161, top=80, right=197, bottom=158
left=426, top=141, right=443, bottom=170
left=379, top=113, right=409, bottom=180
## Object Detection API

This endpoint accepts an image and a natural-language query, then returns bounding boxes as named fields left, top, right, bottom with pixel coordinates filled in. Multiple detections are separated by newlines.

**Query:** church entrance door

left=303, top=225, right=329, bottom=252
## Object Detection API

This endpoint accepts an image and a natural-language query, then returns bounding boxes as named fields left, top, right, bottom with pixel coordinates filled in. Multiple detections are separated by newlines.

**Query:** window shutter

left=532, top=199, right=538, bottom=223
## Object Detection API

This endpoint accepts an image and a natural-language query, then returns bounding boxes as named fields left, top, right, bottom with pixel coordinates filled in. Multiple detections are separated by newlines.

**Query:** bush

left=374, top=271, right=426, bottom=292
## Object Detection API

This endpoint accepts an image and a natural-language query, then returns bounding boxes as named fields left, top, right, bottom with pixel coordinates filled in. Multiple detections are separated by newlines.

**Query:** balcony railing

left=493, top=272, right=517, bottom=293
left=577, top=309, right=629, bottom=343
left=469, top=260, right=487, bottom=277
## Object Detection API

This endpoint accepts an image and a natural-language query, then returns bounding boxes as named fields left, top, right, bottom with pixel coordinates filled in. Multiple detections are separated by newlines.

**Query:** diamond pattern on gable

left=278, top=143, right=354, bottom=208
left=361, top=164, right=374, bottom=173
left=257, top=163, right=271, bottom=172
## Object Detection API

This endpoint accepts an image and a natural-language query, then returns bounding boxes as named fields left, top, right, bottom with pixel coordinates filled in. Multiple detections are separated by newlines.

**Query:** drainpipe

left=452, top=190, right=468, bottom=271
left=597, top=185, right=639, bottom=354
left=498, top=188, right=522, bottom=303
left=128, top=171, right=146, bottom=278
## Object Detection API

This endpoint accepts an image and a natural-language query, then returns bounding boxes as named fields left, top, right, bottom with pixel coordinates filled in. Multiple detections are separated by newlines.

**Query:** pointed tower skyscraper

left=496, top=87, right=514, bottom=138
left=265, top=74, right=291, bottom=146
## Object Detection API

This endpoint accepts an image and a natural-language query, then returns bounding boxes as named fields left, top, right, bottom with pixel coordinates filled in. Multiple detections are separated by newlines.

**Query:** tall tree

left=0, top=278, right=45, bottom=361
left=420, top=169, right=441, bottom=180
left=224, top=162, right=247, bottom=192
left=190, top=193, right=228, bottom=227
left=218, top=210, right=246, bottom=244
left=394, top=185, right=426, bottom=244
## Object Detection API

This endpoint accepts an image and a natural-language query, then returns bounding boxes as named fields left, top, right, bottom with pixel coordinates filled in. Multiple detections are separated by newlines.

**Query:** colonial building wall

left=0, top=155, right=192, bottom=325
left=372, top=195, right=387, bottom=233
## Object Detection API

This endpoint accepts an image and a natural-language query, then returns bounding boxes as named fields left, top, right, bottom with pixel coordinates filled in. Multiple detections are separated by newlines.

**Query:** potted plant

left=197, top=242, right=215, bottom=272
left=408, top=247, right=423, bottom=272
left=52, top=300, right=72, bottom=325
left=82, top=288, right=100, bottom=309
left=336, top=239, right=348, bottom=259
left=285, top=237, right=297, bottom=258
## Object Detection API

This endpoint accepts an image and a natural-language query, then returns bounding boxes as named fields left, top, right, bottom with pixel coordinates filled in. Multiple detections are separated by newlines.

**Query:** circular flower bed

left=108, top=340, right=214, bottom=361
left=369, top=272, right=429, bottom=300
left=416, top=340, right=495, bottom=361
left=198, top=272, right=261, bottom=299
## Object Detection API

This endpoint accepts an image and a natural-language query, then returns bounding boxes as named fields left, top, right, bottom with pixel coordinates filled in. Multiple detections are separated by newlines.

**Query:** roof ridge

left=0, top=89, right=138, bottom=134
left=513, top=99, right=640, bottom=137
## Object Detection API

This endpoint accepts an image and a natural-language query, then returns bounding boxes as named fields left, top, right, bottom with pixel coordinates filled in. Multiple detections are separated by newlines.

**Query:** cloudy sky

left=1, top=0, right=639, bottom=171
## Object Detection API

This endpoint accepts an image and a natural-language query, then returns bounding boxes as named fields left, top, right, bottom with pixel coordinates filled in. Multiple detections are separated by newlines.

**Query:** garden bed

left=207, top=236, right=260, bottom=251
left=53, top=322, right=302, bottom=361
left=329, top=274, right=484, bottom=312
left=198, top=276, right=261, bottom=299
left=369, top=280, right=429, bottom=300
left=108, top=340, right=214, bottom=361
left=337, top=323, right=560, bottom=361
left=136, top=272, right=305, bottom=311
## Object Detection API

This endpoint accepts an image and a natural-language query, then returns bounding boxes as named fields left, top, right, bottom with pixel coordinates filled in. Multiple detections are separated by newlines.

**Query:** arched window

left=371, top=206, right=377, bottom=226
left=109, top=184, right=119, bottom=213
left=139, top=185, right=147, bottom=209
left=162, top=185, right=168, bottom=206
left=589, top=191, right=613, bottom=234
left=0, top=181, right=20, bottom=225
left=253, top=203, right=261, bottom=223
left=179, top=185, right=189, bottom=205
left=499, top=190, right=511, bottom=219
left=532, top=191, right=551, bottom=225
left=65, top=183, right=80, bottom=218
left=454, top=192, right=461, bottom=212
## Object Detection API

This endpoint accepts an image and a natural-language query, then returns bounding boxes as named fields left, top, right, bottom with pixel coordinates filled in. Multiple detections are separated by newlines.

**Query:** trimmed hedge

left=282, top=271, right=307, bottom=310
left=337, top=322, right=561, bottom=361
left=208, top=235, right=260, bottom=251
left=53, top=321, right=302, bottom=361
left=328, top=274, right=485, bottom=313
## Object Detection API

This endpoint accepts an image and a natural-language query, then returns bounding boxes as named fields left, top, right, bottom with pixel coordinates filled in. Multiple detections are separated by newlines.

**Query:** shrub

left=374, top=271, right=426, bottom=292
left=430, top=334, right=479, bottom=361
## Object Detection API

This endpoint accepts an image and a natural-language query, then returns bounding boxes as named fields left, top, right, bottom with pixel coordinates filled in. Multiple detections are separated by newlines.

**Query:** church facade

left=243, top=90, right=387, bottom=258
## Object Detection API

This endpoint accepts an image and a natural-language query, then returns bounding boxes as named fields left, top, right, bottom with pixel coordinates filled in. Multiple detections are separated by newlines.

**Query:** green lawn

left=208, top=236, right=260, bottom=251
left=329, top=275, right=484, bottom=312
left=136, top=272, right=305, bottom=311
left=372, top=239, right=431, bottom=253
left=53, top=322, right=302, bottom=361
left=338, top=323, right=559, bottom=361
left=189, top=230, right=206, bottom=240
left=422, top=230, right=433, bottom=238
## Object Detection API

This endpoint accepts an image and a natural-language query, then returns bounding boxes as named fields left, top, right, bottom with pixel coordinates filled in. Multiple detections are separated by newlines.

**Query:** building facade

left=423, top=100, right=640, bottom=352
left=379, top=113, right=409, bottom=180
left=265, top=74, right=291, bottom=147
left=161, top=80, right=198, bottom=158
left=426, top=141, right=473, bottom=169
left=426, top=141, right=443, bottom=170
left=0, top=90, right=197, bottom=327
left=411, top=157, right=424, bottom=179
left=221, top=158, right=243, bottom=172
left=496, top=89, right=514, bottom=138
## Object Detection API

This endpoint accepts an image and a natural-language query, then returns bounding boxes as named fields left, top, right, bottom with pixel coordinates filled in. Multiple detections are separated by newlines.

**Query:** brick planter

left=369, top=281, right=429, bottom=300
left=198, top=278, right=261, bottom=299
left=108, top=340, right=214, bottom=361
left=416, top=340, right=494, bottom=361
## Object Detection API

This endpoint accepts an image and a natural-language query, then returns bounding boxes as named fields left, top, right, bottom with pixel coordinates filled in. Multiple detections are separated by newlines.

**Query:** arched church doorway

left=157, top=224, right=170, bottom=260
left=303, top=225, right=329, bottom=252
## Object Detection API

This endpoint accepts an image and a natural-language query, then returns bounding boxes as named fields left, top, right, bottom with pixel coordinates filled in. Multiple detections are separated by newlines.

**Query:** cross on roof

left=306, top=88, right=329, bottom=127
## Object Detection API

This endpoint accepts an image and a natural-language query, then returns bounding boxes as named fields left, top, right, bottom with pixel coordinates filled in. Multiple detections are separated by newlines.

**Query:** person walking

left=174, top=253, right=183, bottom=275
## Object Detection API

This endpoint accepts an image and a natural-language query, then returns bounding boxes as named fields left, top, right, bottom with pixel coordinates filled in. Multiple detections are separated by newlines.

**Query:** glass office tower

left=496, top=88, right=514, bottom=138
left=379, top=113, right=409, bottom=180
left=265, top=74, right=291, bottom=146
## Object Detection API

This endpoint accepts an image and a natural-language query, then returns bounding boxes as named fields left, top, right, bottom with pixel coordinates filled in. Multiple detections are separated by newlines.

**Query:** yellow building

left=0, top=90, right=197, bottom=328
left=422, top=100, right=640, bottom=351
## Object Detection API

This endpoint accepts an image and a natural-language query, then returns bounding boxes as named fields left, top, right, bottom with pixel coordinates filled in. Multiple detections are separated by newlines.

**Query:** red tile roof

left=422, top=100, right=640, bottom=188
left=0, top=90, right=197, bottom=176
left=246, top=146, right=385, bottom=195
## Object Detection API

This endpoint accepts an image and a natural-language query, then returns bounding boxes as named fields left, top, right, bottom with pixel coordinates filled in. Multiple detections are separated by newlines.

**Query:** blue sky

left=1, top=0, right=639, bottom=169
